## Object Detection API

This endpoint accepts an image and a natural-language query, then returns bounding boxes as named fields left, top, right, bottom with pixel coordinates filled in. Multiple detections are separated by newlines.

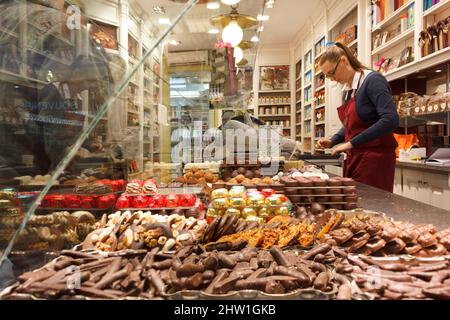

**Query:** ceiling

left=258, top=0, right=329, bottom=46
left=134, top=0, right=331, bottom=50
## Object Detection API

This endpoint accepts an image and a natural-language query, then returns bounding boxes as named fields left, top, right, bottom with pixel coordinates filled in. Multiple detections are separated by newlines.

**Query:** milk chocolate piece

left=313, top=271, right=329, bottom=291
left=269, top=246, right=291, bottom=267
left=302, top=243, right=331, bottom=260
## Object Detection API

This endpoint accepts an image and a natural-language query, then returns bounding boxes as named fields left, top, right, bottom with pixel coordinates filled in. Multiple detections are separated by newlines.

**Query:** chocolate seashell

left=311, top=203, right=326, bottom=215
left=185, top=208, right=199, bottom=218
left=237, top=167, right=247, bottom=175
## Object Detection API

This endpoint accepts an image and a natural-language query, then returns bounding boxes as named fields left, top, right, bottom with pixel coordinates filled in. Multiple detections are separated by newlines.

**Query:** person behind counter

left=30, top=55, right=112, bottom=174
left=316, top=42, right=399, bottom=192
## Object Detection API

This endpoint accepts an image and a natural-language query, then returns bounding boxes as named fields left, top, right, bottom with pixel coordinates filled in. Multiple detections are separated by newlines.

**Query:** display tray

left=116, top=206, right=199, bottom=212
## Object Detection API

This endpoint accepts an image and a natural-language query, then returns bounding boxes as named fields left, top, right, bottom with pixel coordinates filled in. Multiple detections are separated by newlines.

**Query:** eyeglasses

left=325, top=58, right=341, bottom=78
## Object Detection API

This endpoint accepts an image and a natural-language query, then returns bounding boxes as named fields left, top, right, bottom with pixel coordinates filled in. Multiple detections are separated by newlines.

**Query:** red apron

left=337, top=84, right=397, bottom=192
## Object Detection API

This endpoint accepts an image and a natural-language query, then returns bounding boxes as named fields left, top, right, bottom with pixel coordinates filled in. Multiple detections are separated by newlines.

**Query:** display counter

left=396, top=160, right=450, bottom=175
left=356, top=181, right=450, bottom=229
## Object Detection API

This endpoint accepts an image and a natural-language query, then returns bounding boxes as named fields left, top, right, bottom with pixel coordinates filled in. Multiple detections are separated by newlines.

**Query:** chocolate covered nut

left=269, top=246, right=290, bottom=267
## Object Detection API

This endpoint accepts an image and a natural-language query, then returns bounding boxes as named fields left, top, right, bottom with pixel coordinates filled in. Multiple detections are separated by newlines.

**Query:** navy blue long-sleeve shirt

left=331, top=72, right=399, bottom=148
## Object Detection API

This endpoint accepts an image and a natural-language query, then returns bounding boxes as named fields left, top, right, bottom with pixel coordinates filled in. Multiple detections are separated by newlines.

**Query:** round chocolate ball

left=237, top=167, right=247, bottom=175
left=311, top=203, right=326, bottom=215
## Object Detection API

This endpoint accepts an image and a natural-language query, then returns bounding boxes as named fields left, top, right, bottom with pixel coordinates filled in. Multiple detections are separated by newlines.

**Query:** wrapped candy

left=97, top=195, right=116, bottom=209
left=64, top=195, right=81, bottom=208
left=178, top=194, right=196, bottom=207
left=266, top=194, right=284, bottom=206
left=211, top=188, right=229, bottom=200
left=241, top=208, right=257, bottom=219
left=207, top=208, right=219, bottom=218
left=245, top=215, right=264, bottom=223
left=211, top=198, right=229, bottom=210
left=229, top=186, right=246, bottom=198
left=166, top=194, right=180, bottom=208
left=261, top=188, right=276, bottom=198
left=129, top=179, right=144, bottom=186
left=258, top=207, right=270, bottom=218
left=132, top=196, right=148, bottom=208
left=152, top=194, right=166, bottom=208
left=125, top=182, right=142, bottom=195
left=225, top=208, right=240, bottom=216
left=230, top=197, right=246, bottom=210
left=274, top=206, right=290, bottom=216
left=116, top=195, right=131, bottom=209
left=247, top=193, right=265, bottom=207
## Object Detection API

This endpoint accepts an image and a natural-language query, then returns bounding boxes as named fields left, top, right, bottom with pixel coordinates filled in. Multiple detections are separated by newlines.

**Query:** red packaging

left=115, top=179, right=126, bottom=191
left=166, top=194, right=180, bottom=208
left=97, top=195, right=116, bottom=209
left=261, top=188, right=276, bottom=198
left=132, top=196, right=148, bottom=208
left=177, top=194, right=196, bottom=207
left=116, top=195, right=131, bottom=209
left=146, top=196, right=156, bottom=208
left=64, top=195, right=81, bottom=208
left=43, top=195, right=65, bottom=208
left=80, top=196, right=95, bottom=209
left=152, top=194, right=166, bottom=208
left=111, top=180, right=124, bottom=192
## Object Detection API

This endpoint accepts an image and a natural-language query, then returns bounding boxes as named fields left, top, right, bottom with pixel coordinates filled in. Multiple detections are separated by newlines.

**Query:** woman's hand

left=332, top=142, right=353, bottom=155
left=316, top=138, right=333, bottom=149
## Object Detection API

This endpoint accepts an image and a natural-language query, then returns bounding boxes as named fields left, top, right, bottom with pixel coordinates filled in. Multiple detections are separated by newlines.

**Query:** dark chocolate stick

left=149, top=269, right=166, bottom=295
left=269, top=246, right=291, bottom=267
left=301, top=244, right=331, bottom=260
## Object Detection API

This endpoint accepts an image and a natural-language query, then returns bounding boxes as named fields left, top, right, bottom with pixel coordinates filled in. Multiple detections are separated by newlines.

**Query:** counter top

left=396, top=160, right=450, bottom=174
left=356, top=182, right=450, bottom=229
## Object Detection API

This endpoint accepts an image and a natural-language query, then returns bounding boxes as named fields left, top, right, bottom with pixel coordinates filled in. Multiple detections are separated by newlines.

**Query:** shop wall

left=82, top=0, right=119, bottom=25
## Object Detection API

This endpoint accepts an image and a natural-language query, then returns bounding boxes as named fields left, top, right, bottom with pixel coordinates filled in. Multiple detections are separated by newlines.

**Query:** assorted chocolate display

left=275, top=170, right=358, bottom=210
left=2, top=164, right=450, bottom=300
left=82, top=211, right=207, bottom=252
left=207, top=186, right=292, bottom=223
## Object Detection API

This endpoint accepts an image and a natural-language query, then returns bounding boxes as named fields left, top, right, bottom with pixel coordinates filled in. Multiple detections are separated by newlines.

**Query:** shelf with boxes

left=329, top=4, right=358, bottom=55
left=371, top=0, right=416, bottom=75
left=420, top=0, right=450, bottom=59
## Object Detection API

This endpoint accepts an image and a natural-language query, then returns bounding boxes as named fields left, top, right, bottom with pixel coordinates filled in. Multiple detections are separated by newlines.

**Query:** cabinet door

left=402, top=169, right=430, bottom=204
left=423, top=172, right=450, bottom=211
left=393, top=168, right=402, bottom=196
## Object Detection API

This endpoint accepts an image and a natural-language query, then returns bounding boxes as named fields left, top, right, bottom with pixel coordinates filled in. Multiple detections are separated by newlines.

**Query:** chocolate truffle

left=341, top=178, right=356, bottom=186
left=327, top=178, right=342, bottom=186
left=312, top=178, right=327, bottom=187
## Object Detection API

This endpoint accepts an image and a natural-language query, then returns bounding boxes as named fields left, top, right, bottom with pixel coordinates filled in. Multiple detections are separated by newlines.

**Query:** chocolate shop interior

left=0, top=0, right=450, bottom=301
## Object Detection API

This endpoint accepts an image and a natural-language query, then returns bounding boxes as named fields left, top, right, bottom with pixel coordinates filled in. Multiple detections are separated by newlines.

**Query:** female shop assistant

left=316, top=42, right=399, bottom=192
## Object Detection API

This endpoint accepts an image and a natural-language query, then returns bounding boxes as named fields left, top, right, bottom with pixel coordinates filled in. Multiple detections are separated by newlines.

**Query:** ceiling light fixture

left=234, top=46, right=244, bottom=64
left=436, top=69, right=442, bottom=73
left=207, top=1, right=220, bottom=9
left=251, top=35, right=259, bottom=42
left=221, top=0, right=240, bottom=5
left=211, top=6, right=258, bottom=47
left=257, top=14, right=269, bottom=21
left=208, top=28, right=220, bottom=34
left=158, top=18, right=171, bottom=25
left=222, top=20, right=243, bottom=47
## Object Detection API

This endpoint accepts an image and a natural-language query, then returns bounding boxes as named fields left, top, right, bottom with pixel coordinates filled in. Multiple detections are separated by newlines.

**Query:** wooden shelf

left=304, top=118, right=312, bottom=121
left=315, top=121, right=325, bottom=125
left=296, top=110, right=302, bottom=114
left=296, top=75, right=302, bottom=81
left=371, top=28, right=414, bottom=56
left=315, top=70, right=324, bottom=76
left=315, top=84, right=325, bottom=92
left=27, top=48, right=70, bottom=65
left=385, top=46, right=450, bottom=82
left=128, top=110, right=139, bottom=114
left=372, top=0, right=415, bottom=32
left=259, top=103, right=291, bottom=106
left=304, top=83, right=312, bottom=88
left=0, top=69, right=47, bottom=87
left=315, top=50, right=326, bottom=60
left=296, top=99, right=302, bottom=104
left=348, top=39, right=358, bottom=48
left=259, top=114, right=291, bottom=118
left=296, top=87, right=302, bottom=93
left=315, top=104, right=326, bottom=109
left=424, top=0, right=450, bottom=17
